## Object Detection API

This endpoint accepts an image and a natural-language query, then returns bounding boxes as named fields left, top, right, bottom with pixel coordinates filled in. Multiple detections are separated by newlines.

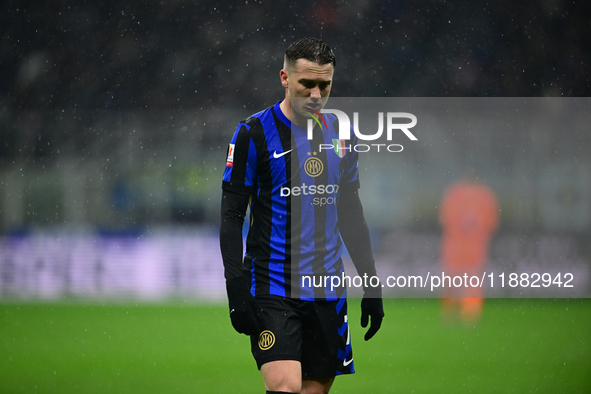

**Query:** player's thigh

left=302, top=377, right=334, bottom=394
left=261, top=360, right=302, bottom=392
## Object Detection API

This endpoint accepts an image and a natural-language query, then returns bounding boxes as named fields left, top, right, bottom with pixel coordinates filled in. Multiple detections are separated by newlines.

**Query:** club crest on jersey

left=304, top=157, right=324, bottom=177
left=226, top=143, right=235, bottom=167
left=258, top=330, right=275, bottom=350
left=332, top=139, right=347, bottom=158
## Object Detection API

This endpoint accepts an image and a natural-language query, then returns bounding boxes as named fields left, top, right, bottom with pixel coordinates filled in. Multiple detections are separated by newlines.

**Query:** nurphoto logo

left=305, top=107, right=418, bottom=153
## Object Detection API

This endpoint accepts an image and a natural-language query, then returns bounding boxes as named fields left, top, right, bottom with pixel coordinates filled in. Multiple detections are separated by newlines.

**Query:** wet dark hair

left=284, top=37, right=336, bottom=69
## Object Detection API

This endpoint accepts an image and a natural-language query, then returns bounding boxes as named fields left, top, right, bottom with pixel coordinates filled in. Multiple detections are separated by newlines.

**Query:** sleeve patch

left=226, top=143, right=235, bottom=167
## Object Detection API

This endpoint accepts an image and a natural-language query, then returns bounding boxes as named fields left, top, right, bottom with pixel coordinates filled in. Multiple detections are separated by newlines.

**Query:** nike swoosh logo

left=273, top=149, right=292, bottom=158
left=343, top=358, right=354, bottom=367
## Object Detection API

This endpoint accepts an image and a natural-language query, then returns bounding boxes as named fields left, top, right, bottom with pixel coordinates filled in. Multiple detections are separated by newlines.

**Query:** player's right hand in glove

left=225, top=276, right=262, bottom=336
left=361, top=285, right=385, bottom=341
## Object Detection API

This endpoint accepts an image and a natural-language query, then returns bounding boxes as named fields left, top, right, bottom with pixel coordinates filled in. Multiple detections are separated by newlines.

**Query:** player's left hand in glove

left=361, top=285, right=384, bottom=341
left=225, top=276, right=262, bottom=336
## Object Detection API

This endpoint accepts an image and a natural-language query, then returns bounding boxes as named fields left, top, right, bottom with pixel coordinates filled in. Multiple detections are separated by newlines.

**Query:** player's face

left=281, top=59, right=334, bottom=121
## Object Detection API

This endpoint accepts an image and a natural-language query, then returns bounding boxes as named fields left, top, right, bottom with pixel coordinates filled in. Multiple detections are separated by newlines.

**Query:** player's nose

left=310, top=86, right=321, bottom=98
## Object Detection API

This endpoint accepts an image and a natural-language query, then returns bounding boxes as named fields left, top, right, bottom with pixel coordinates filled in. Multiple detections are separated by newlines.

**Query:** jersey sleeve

left=340, top=125, right=360, bottom=191
left=338, top=188, right=380, bottom=296
left=222, top=122, right=258, bottom=195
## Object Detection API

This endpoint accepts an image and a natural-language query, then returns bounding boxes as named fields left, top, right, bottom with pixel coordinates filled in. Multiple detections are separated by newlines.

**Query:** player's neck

left=279, top=99, right=291, bottom=122
left=279, top=98, right=309, bottom=129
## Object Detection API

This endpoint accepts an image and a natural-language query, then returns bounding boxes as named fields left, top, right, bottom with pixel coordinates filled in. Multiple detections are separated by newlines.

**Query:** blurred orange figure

left=439, top=178, right=499, bottom=324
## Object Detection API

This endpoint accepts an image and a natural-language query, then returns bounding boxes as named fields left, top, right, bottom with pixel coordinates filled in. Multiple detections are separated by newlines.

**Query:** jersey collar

left=274, top=101, right=291, bottom=128
left=274, top=100, right=309, bottom=134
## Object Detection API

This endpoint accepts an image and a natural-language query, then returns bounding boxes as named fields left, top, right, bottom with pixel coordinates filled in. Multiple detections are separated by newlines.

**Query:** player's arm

left=219, top=124, right=261, bottom=336
left=219, top=189, right=262, bottom=336
left=220, top=189, right=250, bottom=281
left=338, top=188, right=384, bottom=341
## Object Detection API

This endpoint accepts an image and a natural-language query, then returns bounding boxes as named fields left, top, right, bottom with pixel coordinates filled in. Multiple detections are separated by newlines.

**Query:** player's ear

left=280, top=69, right=288, bottom=88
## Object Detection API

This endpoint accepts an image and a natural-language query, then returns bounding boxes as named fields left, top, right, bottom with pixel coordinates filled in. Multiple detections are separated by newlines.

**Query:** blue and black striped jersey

left=222, top=101, right=360, bottom=300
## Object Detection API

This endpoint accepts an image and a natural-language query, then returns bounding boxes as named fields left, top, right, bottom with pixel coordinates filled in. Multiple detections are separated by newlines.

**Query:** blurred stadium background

left=1, top=0, right=590, bottom=393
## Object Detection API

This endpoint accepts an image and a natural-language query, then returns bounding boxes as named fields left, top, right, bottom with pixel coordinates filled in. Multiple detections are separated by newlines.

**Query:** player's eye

left=319, top=82, right=331, bottom=90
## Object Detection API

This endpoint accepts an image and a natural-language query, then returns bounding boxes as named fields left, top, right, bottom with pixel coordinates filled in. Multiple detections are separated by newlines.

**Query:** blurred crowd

left=0, top=0, right=589, bottom=230
left=0, top=0, right=589, bottom=163
left=2, top=0, right=589, bottom=110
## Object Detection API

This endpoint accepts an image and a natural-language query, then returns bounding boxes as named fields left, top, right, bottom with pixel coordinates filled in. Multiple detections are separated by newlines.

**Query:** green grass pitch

left=1, top=298, right=590, bottom=393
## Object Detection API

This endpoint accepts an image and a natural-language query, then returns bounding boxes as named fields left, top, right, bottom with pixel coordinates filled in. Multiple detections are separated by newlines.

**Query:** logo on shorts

left=304, top=157, right=323, bottom=177
left=258, top=330, right=275, bottom=350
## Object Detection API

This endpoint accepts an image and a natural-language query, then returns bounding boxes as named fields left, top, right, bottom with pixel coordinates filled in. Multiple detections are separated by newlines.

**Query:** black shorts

left=250, top=295, right=354, bottom=378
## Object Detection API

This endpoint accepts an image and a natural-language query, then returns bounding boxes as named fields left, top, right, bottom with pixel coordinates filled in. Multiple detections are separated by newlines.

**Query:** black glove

left=360, top=288, right=384, bottom=341
left=225, top=276, right=262, bottom=336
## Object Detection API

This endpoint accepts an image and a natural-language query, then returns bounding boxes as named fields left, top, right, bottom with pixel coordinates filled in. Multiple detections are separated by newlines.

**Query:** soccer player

left=219, top=37, right=384, bottom=394
left=439, top=171, right=499, bottom=324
